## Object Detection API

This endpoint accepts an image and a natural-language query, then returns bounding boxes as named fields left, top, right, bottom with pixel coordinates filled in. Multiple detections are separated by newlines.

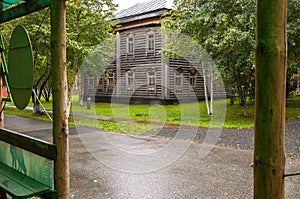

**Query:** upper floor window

left=127, top=33, right=134, bottom=54
left=146, top=30, right=155, bottom=54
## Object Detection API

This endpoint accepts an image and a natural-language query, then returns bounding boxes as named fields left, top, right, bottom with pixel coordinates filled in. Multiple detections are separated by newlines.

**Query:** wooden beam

left=50, top=0, right=69, bottom=198
left=254, top=0, right=287, bottom=197
left=0, top=128, right=57, bottom=160
left=0, top=0, right=50, bottom=23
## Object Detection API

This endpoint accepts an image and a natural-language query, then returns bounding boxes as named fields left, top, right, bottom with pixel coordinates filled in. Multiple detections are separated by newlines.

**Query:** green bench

left=0, top=128, right=57, bottom=199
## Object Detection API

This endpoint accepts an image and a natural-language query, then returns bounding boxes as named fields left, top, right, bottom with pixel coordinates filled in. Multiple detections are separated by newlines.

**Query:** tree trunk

left=201, top=61, right=210, bottom=115
left=241, top=90, right=248, bottom=117
left=209, top=65, right=213, bottom=115
left=254, top=0, right=287, bottom=198
left=297, top=67, right=300, bottom=95
left=79, top=73, right=84, bottom=106
left=243, top=103, right=248, bottom=117
left=50, top=1, right=70, bottom=198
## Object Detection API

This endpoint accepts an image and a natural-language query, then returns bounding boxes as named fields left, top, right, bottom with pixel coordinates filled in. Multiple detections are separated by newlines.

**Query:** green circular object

left=8, top=25, right=33, bottom=110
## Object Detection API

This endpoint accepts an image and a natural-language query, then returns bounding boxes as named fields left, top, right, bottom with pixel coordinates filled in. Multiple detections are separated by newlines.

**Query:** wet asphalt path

left=3, top=115, right=300, bottom=198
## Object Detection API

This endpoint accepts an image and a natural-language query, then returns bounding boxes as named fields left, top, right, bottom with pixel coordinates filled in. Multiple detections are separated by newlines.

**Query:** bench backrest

left=0, top=128, right=56, bottom=188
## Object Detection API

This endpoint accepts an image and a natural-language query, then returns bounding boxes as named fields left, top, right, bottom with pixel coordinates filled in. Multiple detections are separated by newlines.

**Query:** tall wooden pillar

left=50, top=0, right=69, bottom=198
left=0, top=0, right=4, bottom=128
left=254, top=0, right=288, bottom=198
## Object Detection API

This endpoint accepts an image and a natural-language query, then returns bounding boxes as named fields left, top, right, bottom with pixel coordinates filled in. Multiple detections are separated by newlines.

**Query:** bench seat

left=0, top=163, right=52, bottom=199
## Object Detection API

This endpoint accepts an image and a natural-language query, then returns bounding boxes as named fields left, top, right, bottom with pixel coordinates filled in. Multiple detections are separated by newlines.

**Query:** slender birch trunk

left=209, top=65, right=213, bottom=115
left=201, top=60, right=210, bottom=115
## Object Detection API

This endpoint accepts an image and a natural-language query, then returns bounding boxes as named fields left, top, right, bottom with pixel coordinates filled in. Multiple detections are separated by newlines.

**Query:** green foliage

left=287, top=0, right=300, bottom=96
left=79, top=36, right=116, bottom=79
left=66, top=0, right=117, bottom=71
left=0, top=0, right=117, bottom=102
left=163, top=0, right=256, bottom=106
left=5, top=96, right=300, bottom=133
left=163, top=0, right=300, bottom=104
left=71, top=117, right=157, bottom=135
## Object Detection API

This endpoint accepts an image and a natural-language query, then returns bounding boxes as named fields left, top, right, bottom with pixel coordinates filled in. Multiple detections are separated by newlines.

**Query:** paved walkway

left=3, top=114, right=300, bottom=198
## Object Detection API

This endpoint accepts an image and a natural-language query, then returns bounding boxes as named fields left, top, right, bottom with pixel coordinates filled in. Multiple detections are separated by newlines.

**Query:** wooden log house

left=83, top=0, right=224, bottom=104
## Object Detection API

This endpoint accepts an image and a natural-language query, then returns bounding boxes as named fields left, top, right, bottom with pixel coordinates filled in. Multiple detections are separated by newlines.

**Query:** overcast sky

left=113, top=0, right=145, bottom=11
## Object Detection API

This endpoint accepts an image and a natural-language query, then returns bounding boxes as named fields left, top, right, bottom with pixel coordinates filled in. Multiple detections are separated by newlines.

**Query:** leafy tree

left=66, top=0, right=117, bottom=106
left=78, top=36, right=116, bottom=105
left=163, top=0, right=256, bottom=116
left=160, top=30, right=217, bottom=115
left=163, top=0, right=300, bottom=115
left=0, top=0, right=117, bottom=112
left=287, top=0, right=300, bottom=96
left=0, top=9, right=51, bottom=113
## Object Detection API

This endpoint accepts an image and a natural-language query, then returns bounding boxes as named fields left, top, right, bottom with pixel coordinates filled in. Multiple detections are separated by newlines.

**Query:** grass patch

left=5, top=107, right=53, bottom=121
left=286, top=95, right=300, bottom=119
left=5, top=107, right=157, bottom=135
left=4, top=95, right=300, bottom=134
left=70, top=116, right=157, bottom=135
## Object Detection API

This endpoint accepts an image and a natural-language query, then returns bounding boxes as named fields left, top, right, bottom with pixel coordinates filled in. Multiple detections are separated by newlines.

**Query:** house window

left=107, top=72, right=115, bottom=93
left=126, top=69, right=134, bottom=91
left=189, top=69, right=197, bottom=90
left=175, top=68, right=183, bottom=87
left=147, top=68, right=156, bottom=93
left=127, top=33, right=134, bottom=54
left=148, top=34, right=154, bottom=50
left=146, top=30, right=155, bottom=55
left=98, top=76, right=104, bottom=92
left=88, top=76, right=94, bottom=90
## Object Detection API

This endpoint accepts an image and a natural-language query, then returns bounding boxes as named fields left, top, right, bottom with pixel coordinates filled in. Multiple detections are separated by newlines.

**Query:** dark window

left=88, top=76, right=94, bottom=90
left=147, top=68, right=156, bottom=93
left=126, top=70, right=134, bottom=91
left=146, top=30, right=156, bottom=55
left=189, top=69, right=197, bottom=90
left=127, top=34, right=134, bottom=54
left=147, top=34, right=155, bottom=51
left=107, top=72, right=115, bottom=93
left=98, top=76, right=104, bottom=92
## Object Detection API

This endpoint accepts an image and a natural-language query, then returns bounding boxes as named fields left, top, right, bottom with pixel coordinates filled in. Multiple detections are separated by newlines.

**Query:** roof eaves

left=118, top=8, right=169, bottom=24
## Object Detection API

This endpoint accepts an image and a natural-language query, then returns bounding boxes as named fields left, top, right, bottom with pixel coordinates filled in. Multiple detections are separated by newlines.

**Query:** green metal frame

left=0, top=0, right=50, bottom=23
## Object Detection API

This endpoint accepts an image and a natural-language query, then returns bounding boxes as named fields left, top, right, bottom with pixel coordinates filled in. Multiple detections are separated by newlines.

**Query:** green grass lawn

left=4, top=95, right=300, bottom=134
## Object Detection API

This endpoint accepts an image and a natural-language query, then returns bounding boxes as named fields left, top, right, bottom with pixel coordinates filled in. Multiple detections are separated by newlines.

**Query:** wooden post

left=254, top=0, right=288, bottom=198
left=0, top=0, right=3, bottom=128
left=0, top=73, right=3, bottom=128
left=50, top=0, right=69, bottom=198
left=0, top=8, right=8, bottom=199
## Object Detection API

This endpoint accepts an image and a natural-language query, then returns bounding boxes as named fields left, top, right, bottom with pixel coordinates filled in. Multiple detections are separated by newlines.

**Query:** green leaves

left=164, top=0, right=299, bottom=101
left=80, top=36, right=116, bottom=79
left=66, top=0, right=117, bottom=68
left=162, top=0, right=255, bottom=104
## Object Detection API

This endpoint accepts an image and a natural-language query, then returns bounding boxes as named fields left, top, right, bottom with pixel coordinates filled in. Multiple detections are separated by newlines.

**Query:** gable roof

left=115, top=0, right=173, bottom=20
